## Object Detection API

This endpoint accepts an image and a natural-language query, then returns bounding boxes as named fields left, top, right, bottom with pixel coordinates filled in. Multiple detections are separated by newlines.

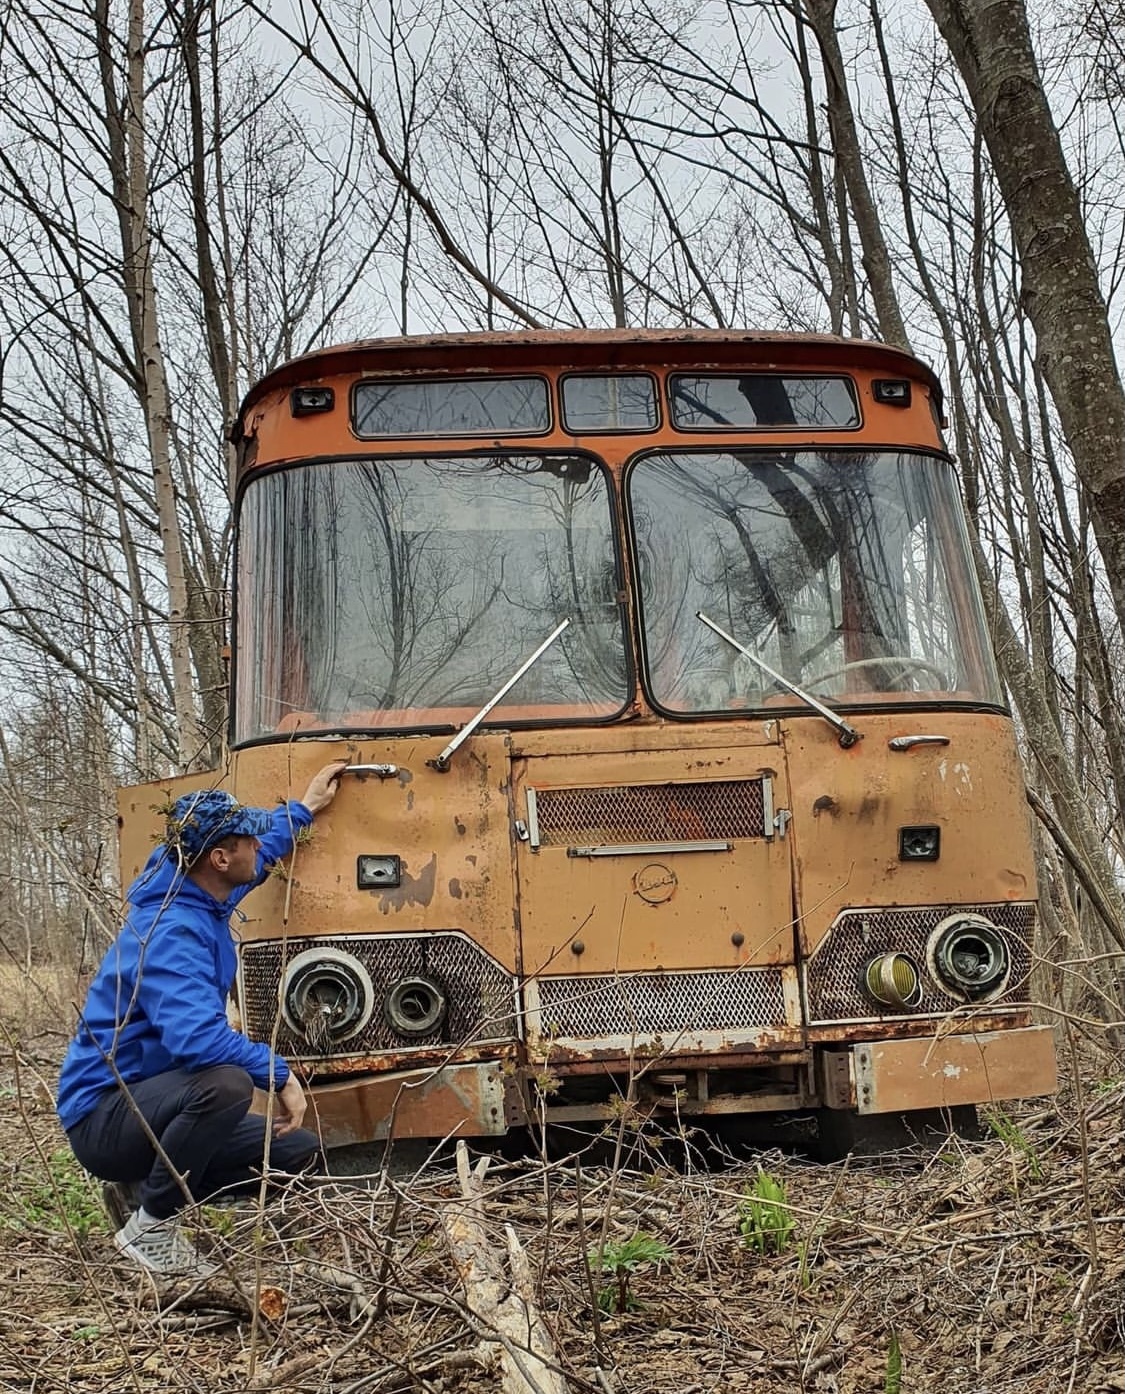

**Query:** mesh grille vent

left=533, top=779, right=766, bottom=844
left=240, top=933, right=517, bottom=1060
left=805, top=903, right=1035, bottom=1022
left=534, top=967, right=787, bottom=1036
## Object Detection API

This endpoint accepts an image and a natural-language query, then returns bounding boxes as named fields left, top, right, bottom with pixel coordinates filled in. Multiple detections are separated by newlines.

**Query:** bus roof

left=233, top=329, right=943, bottom=438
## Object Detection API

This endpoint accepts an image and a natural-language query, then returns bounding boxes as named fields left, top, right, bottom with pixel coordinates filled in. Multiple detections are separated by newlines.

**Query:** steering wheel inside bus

left=806, top=656, right=954, bottom=692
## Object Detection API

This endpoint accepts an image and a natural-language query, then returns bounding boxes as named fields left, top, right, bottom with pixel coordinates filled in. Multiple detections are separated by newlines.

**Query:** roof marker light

left=872, top=379, right=911, bottom=406
left=291, top=386, right=335, bottom=416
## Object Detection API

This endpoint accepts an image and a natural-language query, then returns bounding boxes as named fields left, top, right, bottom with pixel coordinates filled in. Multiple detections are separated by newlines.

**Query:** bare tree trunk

left=923, top=0, right=1125, bottom=636
left=801, top=0, right=909, bottom=349
left=790, top=3, right=850, bottom=335
left=95, top=0, right=206, bottom=770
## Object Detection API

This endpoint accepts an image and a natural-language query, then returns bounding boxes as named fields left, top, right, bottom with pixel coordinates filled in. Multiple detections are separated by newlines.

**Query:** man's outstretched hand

left=300, top=760, right=349, bottom=814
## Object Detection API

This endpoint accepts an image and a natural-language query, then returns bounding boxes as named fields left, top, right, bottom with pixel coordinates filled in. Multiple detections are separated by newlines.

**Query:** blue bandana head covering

left=167, top=789, right=274, bottom=862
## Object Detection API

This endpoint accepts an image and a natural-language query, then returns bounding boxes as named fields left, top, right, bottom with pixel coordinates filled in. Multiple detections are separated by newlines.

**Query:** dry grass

left=0, top=1027, right=1123, bottom=1394
left=0, top=961, right=83, bottom=1047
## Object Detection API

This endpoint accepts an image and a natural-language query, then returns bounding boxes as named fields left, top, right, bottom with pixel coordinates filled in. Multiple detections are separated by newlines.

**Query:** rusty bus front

left=118, top=330, right=1057, bottom=1149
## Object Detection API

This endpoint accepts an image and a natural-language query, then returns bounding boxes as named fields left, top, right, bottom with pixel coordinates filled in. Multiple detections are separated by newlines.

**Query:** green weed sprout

left=885, top=1328, right=902, bottom=1394
left=588, top=1232, right=672, bottom=1314
left=984, top=1106, right=1043, bottom=1180
left=737, top=1168, right=795, bottom=1256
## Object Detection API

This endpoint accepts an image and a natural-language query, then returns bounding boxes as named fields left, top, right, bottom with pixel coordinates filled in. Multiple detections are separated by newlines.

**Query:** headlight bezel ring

left=926, top=912, right=1012, bottom=1003
left=383, top=974, right=448, bottom=1038
left=280, top=947, right=376, bottom=1045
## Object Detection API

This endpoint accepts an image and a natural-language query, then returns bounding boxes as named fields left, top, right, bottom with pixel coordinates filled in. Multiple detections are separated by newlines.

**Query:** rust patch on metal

left=528, top=1035, right=802, bottom=1068
left=813, top=795, right=838, bottom=817
left=805, top=1010, right=1032, bottom=1045
left=522, top=1048, right=809, bottom=1076
left=303, top=1041, right=506, bottom=1079
left=310, top=1060, right=512, bottom=1146
left=376, top=853, right=436, bottom=912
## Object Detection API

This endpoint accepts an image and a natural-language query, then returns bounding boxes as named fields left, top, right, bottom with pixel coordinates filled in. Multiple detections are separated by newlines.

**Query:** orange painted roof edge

left=232, top=329, right=943, bottom=439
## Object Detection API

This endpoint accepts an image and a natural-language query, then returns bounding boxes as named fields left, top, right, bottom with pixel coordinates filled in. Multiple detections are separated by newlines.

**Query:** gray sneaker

left=114, top=1209, right=217, bottom=1278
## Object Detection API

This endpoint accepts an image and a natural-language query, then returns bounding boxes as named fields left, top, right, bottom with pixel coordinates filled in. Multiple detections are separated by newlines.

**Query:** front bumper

left=820, top=1024, right=1057, bottom=1114
left=305, top=1061, right=518, bottom=1147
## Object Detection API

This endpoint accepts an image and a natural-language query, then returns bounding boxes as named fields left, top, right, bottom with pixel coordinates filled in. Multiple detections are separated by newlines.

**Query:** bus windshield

left=234, top=455, right=628, bottom=740
left=629, top=449, right=1003, bottom=712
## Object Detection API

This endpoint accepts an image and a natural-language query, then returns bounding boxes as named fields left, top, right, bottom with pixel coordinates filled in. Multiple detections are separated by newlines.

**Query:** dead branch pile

left=1, top=1059, right=1123, bottom=1394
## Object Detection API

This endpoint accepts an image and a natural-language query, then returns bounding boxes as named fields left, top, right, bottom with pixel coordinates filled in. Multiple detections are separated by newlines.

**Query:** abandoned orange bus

left=118, top=330, right=1057, bottom=1153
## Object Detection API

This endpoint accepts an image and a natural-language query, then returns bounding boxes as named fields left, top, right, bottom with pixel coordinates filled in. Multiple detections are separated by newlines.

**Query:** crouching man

left=57, top=761, right=349, bottom=1277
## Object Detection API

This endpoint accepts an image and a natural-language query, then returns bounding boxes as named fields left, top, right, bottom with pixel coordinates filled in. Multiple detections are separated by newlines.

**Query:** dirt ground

left=2, top=994, right=1123, bottom=1394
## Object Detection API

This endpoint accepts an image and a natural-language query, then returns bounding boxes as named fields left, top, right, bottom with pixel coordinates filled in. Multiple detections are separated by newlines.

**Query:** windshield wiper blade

left=427, top=619, right=571, bottom=772
left=696, top=611, right=861, bottom=749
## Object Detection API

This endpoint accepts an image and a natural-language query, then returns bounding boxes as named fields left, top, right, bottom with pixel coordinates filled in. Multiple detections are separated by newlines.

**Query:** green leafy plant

left=201, top=1204, right=237, bottom=1237
left=267, top=824, right=316, bottom=879
left=737, top=1168, right=795, bottom=1256
left=532, top=1068, right=561, bottom=1097
left=9, top=1149, right=106, bottom=1240
left=588, top=1232, right=672, bottom=1313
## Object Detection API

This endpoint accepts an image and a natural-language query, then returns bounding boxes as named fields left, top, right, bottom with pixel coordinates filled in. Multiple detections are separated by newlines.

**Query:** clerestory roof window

left=353, top=377, right=550, bottom=437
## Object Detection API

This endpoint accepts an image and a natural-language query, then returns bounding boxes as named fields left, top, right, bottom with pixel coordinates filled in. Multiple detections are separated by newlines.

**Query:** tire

left=813, top=1105, right=980, bottom=1162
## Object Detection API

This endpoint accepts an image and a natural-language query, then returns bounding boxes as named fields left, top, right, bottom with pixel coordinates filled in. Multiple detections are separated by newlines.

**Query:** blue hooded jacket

left=57, top=800, right=313, bottom=1132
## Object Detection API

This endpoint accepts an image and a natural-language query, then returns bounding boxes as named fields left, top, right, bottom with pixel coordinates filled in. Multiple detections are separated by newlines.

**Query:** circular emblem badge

left=633, top=862, right=677, bottom=904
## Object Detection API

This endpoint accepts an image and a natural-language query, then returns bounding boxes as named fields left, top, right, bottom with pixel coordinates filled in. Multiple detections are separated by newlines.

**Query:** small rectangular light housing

left=291, top=386, right=335, bottom=416
left=872, top=379, right=911, bottom=406
left=899, top=825, right=940, bottom=861
left=357, top=854, right=402, bottom=889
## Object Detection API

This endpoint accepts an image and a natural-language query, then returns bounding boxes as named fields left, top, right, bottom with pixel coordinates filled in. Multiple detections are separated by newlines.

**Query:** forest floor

left=1, top=969, right=1124, bottom=1394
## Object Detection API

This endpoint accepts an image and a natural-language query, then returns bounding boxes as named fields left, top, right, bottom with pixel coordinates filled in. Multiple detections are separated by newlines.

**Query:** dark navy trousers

left=67, top=1065, right=320, bottom=1220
